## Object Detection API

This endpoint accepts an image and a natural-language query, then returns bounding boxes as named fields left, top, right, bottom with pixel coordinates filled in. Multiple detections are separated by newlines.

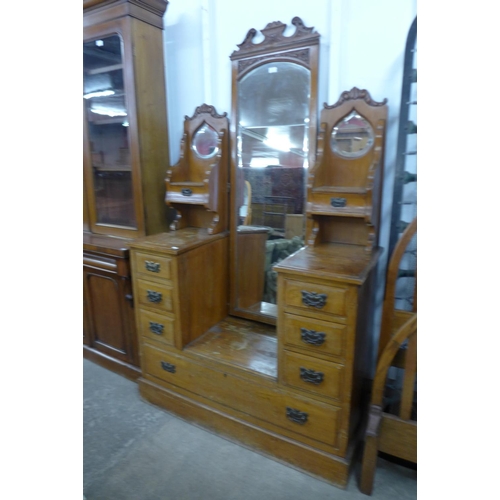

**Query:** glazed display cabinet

left=83, top=0, right=170, bottom=379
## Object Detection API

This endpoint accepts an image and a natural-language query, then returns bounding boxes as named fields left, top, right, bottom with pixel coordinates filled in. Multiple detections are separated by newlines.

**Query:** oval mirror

left=331, top=111, right=374, bottom=158
left=192, top=123, right=219, bottom=159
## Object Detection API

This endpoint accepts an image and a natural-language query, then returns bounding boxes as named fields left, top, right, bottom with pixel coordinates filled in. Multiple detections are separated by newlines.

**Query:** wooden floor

left=186, top=316, right=278, bottom=378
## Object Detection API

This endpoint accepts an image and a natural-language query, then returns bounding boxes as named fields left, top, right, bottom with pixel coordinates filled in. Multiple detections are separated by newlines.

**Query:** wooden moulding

left=165, top=104, right=229, bottom=235
left=306, top=87, right=388, bottom=250
left=139, top=377, right=355, bottom=488
left=83, top=345, right=141, bottom=381
left=83, top=0, right=168, bottom=29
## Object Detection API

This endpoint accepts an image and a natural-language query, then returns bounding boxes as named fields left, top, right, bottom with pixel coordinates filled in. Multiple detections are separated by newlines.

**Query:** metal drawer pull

left=330, top=197, right=347, bottom=207
left=161, top=361, right=176, bottom=373
left=286, top=407, right=308, bottom=425
left=300, top=328, right=326, bottom=346
left=149, top=322, right=164, bottom=335
left=145, top=261, right=160, bottom=273
left=300, top=367, right=324, bottom=385
left=301, top=291, right=327, bottom=309
left=147, top=290, right=162, bottom=303
left=181, top=188, right=192, bottom=196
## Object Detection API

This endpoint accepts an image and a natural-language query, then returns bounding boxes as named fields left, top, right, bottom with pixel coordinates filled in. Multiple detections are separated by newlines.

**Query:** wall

left=161, top=0, right=417, bottom=369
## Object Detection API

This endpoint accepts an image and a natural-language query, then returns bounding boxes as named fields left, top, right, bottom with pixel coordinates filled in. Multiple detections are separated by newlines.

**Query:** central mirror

left=229, top=17, right=320, bottom=324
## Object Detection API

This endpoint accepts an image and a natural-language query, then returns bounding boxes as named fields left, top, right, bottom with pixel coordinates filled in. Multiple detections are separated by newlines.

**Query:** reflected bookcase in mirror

left=83, top=0, right=170, bottom=379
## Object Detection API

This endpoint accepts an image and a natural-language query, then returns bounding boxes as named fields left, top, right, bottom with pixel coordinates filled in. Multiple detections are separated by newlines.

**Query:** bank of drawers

left=280, top=277, right=350, bottom=403
left=142, top=342, right=342, bottom=451
left=132, top=250, right=177, bottom=349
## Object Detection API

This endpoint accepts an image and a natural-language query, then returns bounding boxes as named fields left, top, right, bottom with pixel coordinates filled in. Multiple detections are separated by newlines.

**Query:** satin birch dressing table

left=129, top=19, right=387, bottom=488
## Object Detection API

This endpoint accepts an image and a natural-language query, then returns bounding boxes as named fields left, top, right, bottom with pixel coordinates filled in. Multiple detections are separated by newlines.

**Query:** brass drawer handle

left=300, top=328, right=326, bottom=346
left=301, top=291, right=327, bottom=309
left=300, top=367, right=324, bottom=385
left=161, top=361, right=176, bottom=373
left=286, top=407, right=308, bottom=425
left=147, top=290, right=162, bottom=303
left=149, top=321, right=164, bottom=335
left=145, top=261, right=160, bottom=273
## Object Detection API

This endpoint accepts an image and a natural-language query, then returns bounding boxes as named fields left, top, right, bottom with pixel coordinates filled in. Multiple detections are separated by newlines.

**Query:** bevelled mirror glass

left=331, top=111, right=374, bottom=158
left=192, top=123, right=219, bottom=159
left=229, top=17, right=320, bottom=325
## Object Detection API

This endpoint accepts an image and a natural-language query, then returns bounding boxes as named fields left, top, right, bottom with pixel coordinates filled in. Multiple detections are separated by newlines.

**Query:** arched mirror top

left=330, top=111, right=374, bottom=159
left=192, top=123, right=219, bottom=159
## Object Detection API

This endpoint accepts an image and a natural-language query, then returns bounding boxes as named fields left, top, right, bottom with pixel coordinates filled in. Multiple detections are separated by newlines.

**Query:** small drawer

left=284, top=279, right=347, bottom=317
left=283, top=351, right=344, bottom=401
left=134, top=251, right=172, bottom=281
left=136, top=278, right=175, bottom=313
left=283, top=313, right=346, bottom=358
left=138, top=309, right=175, bottom=346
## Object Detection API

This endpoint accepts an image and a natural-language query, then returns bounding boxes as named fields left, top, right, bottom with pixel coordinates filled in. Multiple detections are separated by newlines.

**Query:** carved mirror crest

left=229, top=17, right=320, bottom=324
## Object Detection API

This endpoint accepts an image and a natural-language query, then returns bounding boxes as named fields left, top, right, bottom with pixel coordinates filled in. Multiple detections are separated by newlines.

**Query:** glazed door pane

left=83, top=34, right=137, bottom=228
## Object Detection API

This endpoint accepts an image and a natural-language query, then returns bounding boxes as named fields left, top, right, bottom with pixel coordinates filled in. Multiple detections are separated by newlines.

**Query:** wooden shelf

left=87, top=63, right=124, bottom=75
left=312, top=186, right=368, bottom=195
left=94, top=165, right=132, bottom=172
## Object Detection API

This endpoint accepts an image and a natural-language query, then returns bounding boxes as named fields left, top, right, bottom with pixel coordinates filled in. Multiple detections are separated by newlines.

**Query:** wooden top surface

left=273, top=243, right=382, bottom=284
left=128, top=228, right=228, bottom=255
left=186, top=316, right=277, bottom=378
left=83, top=232, right=132, bottom=257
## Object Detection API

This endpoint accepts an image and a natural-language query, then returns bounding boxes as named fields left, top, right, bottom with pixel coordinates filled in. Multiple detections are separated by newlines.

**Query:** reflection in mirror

left=331, top=111, right=374, bottom=158
left=230, top=17, right=320, bottom=323
left=192, top=123, right=219, bottom=159
left=236, top=62, right=309, bottom=310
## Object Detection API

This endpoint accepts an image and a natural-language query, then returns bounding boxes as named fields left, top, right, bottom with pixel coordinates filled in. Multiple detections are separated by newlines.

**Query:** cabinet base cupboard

left=130, top=228, right=379, bottom=487
left=83, top=233, right=140, bottom=380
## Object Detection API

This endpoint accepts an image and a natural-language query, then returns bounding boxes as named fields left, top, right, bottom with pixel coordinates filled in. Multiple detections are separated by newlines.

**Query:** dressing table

left=129, top=19, right=387, bottom=487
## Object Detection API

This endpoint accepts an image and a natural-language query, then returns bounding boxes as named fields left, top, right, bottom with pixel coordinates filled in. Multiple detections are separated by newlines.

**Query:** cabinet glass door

left=83, top=34, right=136, bottom=228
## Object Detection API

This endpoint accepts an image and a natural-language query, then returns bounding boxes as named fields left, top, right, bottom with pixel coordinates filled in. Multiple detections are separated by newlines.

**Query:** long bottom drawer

left=142, top=343, right=342, bottom=449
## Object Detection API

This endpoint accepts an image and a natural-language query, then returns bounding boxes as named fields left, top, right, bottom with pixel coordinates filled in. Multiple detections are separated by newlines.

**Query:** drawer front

left=134, top=251, right=173, bottom=281
left=284, top=279, right=347, bottom=317
left=142, top=344, right=341, bottom=448
left=138, top=309, right=175, bottom=346
left=136, top=279, right=175, bottom=313
left=283, top=313, right=346, bottom=358
left=283, top=351, right=344, bottom=401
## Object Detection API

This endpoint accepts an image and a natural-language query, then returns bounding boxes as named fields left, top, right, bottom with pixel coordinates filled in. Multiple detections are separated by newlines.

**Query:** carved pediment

left=185, top=104, right=228, bottom=121
left=230, top=17, right=319, bottom=60
left=324, top=87, right=388, bottom=109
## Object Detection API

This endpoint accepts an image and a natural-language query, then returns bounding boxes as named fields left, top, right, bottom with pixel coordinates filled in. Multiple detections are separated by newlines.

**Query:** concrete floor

left=83, top=359, right=417, bottom=500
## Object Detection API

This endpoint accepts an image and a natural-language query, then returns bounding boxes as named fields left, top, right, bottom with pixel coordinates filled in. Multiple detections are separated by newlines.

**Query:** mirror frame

left=229, top=17, right=320, bottom=325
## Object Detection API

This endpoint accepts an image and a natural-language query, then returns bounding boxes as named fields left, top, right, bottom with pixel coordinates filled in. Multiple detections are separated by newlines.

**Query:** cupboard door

left=84, top=266, right=137, bottom=365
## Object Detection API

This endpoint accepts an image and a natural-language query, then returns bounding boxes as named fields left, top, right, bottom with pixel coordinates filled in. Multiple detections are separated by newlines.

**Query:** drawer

left=136, top=278, right=175, bottom=313
left=142, top=344, right=342, bottom=449
left=283, top=313, right=346, bottom=358
left=283, top=351, right=344, bottom=401
left=284, top=279, right=347, bottom=317
left=138, top=309, right=175, bottom=346
left=133, top=251, right=173, bottom=281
